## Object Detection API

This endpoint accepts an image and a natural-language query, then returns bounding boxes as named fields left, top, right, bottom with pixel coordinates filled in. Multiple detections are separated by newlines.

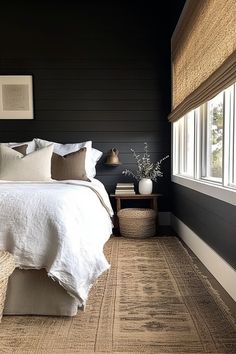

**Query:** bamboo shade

left=169, top=0, right=236, bottom=122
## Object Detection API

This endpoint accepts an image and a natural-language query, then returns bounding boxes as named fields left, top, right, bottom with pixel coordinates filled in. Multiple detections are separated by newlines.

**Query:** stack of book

left=115, top=183, right=135, bottom=195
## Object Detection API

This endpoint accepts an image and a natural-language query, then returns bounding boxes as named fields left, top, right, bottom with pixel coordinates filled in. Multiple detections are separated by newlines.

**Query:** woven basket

left=0, top=251, right=15, bottom=322
left=117, top=208, right=157, bottom=238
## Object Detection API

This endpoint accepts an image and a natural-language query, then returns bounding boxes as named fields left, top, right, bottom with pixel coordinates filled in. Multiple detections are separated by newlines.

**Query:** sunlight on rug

left=0, top=237, right=236, bottom=353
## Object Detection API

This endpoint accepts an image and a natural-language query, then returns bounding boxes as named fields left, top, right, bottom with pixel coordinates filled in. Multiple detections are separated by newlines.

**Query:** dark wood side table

left=110, top=193, right=162, bottom=234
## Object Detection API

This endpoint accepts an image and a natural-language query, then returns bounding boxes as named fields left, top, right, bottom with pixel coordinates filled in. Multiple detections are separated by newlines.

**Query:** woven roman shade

left=169, top=0, right=236, bottom=122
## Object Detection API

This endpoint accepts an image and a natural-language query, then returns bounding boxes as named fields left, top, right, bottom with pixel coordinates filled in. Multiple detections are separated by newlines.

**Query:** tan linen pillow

left=0, top=144, right=54, bottom=181
left=12, top=144, right=28, bottom=155
left=51, top=147, right=90, bottom=181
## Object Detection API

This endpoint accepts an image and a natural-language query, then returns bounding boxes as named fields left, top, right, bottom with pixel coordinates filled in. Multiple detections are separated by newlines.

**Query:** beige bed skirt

left=4, top=269, right=80, bottom=316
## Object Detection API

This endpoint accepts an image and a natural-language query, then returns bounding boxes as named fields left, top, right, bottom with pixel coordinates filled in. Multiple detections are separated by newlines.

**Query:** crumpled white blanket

left=0, top=178, right=113, bottom=307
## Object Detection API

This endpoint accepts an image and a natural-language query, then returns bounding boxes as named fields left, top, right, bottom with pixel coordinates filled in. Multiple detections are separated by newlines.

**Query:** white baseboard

left=171, top=214, right=236, bottom=302
left=159, top=212, right=171, bottom=226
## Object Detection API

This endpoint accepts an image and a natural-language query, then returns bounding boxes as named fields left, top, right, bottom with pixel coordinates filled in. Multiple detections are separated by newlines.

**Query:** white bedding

left=0, top=178, right=113, bottom=307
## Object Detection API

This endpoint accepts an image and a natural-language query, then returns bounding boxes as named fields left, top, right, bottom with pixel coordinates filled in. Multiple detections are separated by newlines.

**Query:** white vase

left=138, top=178, right=153, bottom=195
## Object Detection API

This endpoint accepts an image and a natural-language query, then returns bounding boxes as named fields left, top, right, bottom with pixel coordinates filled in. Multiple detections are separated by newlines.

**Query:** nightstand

left=110, top=193, right=162, bottom=234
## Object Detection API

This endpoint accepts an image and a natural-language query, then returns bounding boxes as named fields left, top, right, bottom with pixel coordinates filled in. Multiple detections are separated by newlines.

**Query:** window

left=233, top=96, right=236, bottom=185
left=185, top=111, right=195, bottom=177
left=173, top=111, right=195, bottom=178
left=203, top=92, right=224, bottom=182
left=227, top=84, right=236, bottom=187
left=172, top=83, right=236, bottom=206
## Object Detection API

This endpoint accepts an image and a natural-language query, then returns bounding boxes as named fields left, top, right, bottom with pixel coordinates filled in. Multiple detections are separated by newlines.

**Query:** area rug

left=0, top=237, right=236, bottom=353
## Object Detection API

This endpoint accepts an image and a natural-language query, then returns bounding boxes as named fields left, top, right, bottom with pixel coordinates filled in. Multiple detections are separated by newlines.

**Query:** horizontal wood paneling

left=35, top=90, right=159, bottom=101
left=0, top=131, right=169, bottom=143
left=34, top=80, right=159, bottom=90
left=172, top=183, right=236, bottom=269
left=29, top=111, right=162, bottom=121
left=0, top=120, right=169, bottom=132
left=96, top=142, right=170, bottom=153
left=0, top=1, right=183, bottom=211
left=14, top=69, right=160, bottom=80
left=1, top=58, right=157, bottom=69
left=33, top=100, right=161, bottom=111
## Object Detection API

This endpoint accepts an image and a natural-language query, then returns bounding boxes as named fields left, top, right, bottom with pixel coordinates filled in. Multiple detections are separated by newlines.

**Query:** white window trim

left=172, top=84, right=236, bottom=207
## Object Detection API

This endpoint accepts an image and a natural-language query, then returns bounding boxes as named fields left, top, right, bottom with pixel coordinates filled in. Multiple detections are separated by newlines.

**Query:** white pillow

left=7, top=140, right=36, bottom=154
left=34, top=138, right=102, bottom=178
left=91, top=148, right=103, bottom=173
left=0, top=144, right=53, bottom=181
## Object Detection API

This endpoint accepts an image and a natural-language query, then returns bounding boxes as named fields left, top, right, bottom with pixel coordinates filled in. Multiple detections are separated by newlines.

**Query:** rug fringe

left=178, top=238, right=236, bottom=328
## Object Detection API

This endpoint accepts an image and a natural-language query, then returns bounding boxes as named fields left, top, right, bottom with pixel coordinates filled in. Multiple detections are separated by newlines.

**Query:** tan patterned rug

left=0, top=236, right=236, bottom=353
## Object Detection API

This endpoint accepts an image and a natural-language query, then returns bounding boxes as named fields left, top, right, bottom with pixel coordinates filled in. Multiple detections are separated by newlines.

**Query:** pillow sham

left=51, top=148, right=90, bottom=181
left=34, top=138, right=102, bottom=178
left=0, top=144, right=53, bottom=181
left=7, top=140, right=36, bottom=154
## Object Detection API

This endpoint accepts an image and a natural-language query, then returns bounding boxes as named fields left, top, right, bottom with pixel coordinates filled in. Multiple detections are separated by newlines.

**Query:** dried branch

left=122, top=142, right=169, bottom=182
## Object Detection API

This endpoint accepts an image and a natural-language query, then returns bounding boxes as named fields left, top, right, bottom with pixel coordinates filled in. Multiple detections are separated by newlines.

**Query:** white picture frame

left=0, top=75, right=33, bottom=119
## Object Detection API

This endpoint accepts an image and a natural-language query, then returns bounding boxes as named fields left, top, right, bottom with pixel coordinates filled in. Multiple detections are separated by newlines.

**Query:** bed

left=0, top=179, right=113, bottom=316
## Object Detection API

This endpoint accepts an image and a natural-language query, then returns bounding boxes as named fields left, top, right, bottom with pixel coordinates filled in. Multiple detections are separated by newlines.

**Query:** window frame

left=201, top=92, right=224, bottom=183
left=172, top=83, right=236, bottom=207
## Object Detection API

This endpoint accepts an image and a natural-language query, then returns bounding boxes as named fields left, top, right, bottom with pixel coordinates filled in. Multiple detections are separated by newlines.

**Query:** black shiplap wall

left=0, top=1, right=184, bottom=211
left=172, top=183, right=236, bottom=269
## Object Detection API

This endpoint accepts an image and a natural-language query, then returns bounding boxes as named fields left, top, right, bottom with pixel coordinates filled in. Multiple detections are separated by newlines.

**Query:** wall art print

left=0, top=75, right=33, bottom=119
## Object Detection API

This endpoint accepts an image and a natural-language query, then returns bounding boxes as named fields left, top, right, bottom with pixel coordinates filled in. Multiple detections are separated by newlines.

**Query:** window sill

left=172, top=174, right=236, bottom=206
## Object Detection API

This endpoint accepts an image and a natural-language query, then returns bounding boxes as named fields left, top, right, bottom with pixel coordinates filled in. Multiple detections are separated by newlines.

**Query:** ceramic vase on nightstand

left=138, top=178, right=153, bottom=195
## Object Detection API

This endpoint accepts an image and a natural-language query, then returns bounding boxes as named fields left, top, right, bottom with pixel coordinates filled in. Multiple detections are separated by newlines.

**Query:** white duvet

left=0, top=178, right=113, bottom=307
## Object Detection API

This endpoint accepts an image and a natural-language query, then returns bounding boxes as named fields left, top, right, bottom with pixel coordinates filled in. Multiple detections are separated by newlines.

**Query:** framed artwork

left=0, top=75, right=33, bottom=119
